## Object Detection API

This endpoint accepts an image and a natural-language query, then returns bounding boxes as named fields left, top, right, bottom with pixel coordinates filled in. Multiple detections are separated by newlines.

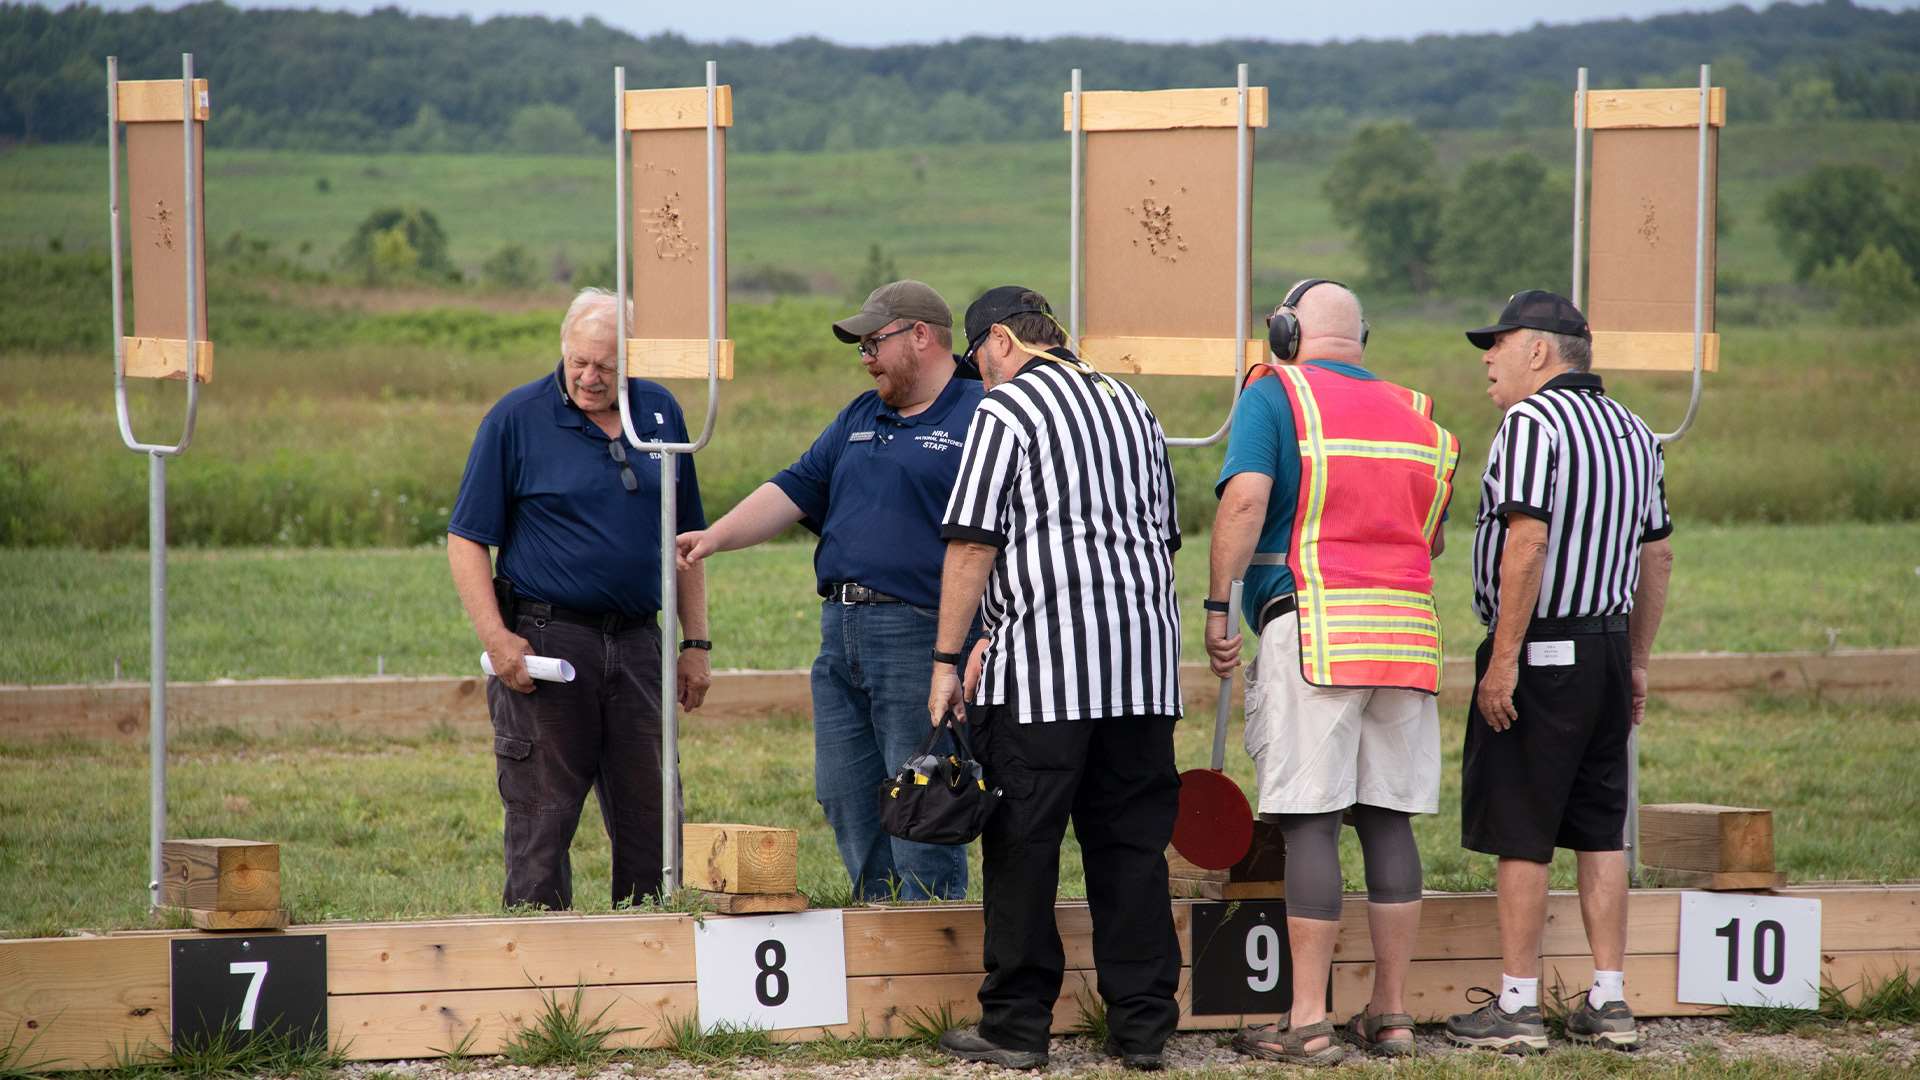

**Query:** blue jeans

left=812, top=599, right=970, bottom=900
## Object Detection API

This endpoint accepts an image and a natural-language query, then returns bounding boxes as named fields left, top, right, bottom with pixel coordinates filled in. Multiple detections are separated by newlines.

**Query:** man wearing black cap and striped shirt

left=928, top=286, right=1184, bottom=1071
left=1445, top=290, right=1676, bottom=1054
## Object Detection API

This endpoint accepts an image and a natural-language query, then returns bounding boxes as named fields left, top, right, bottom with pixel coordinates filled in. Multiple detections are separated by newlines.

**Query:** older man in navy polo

left=678, top=280, right=984, bottom=900
left=448, top=287, right=711, bottom=911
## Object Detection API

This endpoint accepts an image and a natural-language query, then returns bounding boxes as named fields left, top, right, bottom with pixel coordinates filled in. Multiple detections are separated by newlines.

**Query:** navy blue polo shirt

left=771, top=364, right=985, bottom=609
left=449, top=364, right=706, bottom=617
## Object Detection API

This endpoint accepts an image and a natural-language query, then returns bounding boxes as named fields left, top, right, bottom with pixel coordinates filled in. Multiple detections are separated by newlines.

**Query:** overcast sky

left=83, top=0, right=1920, bottom=45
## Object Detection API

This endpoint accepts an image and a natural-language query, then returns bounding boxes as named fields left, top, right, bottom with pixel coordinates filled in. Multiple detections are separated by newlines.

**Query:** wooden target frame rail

left=2, top=885, right=1914, bottom=1067
left=106, top=53, right=213, bottom=914
left=611, top=61, right=732, bottom=894
left=1066, top=66, right=1268, bottom=447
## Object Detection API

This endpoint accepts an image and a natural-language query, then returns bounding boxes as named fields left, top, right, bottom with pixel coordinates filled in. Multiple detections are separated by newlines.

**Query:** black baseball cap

left=1465, top=289, right=1592, bottom=350
left=962, top=285, right=1055, bottom=360
left=831, top=280, right=953, bottom=344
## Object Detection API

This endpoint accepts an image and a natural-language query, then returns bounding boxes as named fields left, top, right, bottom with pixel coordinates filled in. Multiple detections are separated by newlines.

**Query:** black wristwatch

left=1202, top=598, right=1231, bottom=614
left=931, top=648, right=964, bottom=665
left=679, top=639, right=712, bottom=652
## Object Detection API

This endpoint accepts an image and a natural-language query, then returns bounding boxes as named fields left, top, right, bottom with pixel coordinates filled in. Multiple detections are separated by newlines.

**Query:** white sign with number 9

left=1244, top=924, right=1283, bottom=992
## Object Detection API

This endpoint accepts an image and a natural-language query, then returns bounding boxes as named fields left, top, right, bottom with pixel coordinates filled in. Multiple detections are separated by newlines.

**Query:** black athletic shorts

left=1460, top=627, right=1632, bottom=863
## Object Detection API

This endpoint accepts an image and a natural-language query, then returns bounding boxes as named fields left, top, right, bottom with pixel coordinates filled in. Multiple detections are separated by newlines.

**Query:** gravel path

left=343, top=1018, right=1920, bottom=1079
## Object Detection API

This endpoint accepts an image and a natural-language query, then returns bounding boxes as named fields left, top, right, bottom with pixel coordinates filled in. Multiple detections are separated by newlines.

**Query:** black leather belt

left=1255, top=594, right=1299, bottom=635
left=514, top=594, right=656, bottom=634
left=826, top=582, right=906, bottom=605
left=1529, top=614, right=1629, bottom=636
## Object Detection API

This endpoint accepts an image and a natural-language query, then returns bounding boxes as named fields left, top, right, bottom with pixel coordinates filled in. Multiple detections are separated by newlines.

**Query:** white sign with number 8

left=1677, top=891, right=1821, bottom=1009
left=694, top=909, right=848, bottom=1032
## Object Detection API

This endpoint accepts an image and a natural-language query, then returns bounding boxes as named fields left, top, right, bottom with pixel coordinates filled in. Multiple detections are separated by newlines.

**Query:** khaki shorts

left=1243, top=610, right=1440, bottom=816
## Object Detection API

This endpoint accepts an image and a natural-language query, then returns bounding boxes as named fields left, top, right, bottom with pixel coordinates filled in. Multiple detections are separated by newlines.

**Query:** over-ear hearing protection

left=1266, top=278, right=1371, bottom=361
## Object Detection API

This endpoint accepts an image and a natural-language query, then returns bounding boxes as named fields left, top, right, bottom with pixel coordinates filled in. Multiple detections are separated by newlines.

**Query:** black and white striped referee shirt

left=1471, top=372, right=1673, bottom=626
left=941, top=350, right=1183, bottom=723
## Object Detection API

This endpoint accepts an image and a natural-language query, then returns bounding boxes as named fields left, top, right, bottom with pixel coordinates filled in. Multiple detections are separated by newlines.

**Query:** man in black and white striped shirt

left=1445, top=290, right=1676, bottom=1054
left=928, top=286, right=1183, bottom=1071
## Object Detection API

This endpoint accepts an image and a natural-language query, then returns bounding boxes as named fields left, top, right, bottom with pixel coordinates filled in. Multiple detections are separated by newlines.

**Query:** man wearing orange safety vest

left=1207, top=279, right=1458, bottom=1067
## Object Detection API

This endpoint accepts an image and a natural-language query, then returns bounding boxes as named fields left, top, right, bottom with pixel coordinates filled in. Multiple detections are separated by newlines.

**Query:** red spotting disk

left=1171, top=767, right=1254, bottom=870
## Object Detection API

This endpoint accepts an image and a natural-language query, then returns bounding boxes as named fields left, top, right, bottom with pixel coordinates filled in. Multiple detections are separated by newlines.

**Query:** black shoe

left=938, top=1026, right=1049, bottom=1069
left=1566, top=996, right=1639, bottom=1049
left=1444, top=987, right=1549, bottom=1054
left=1102, top=1036, right=1165, bottom=1071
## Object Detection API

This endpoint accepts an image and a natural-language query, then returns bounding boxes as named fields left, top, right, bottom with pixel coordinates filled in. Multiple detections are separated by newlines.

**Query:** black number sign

left=754, top=939, right=790, bottom=1006
left=1189, top=901, right=1332, bottom=1016
left=171, top=934, right=327, bottom=1048
left=1715, top=917, right=1790, bottom=987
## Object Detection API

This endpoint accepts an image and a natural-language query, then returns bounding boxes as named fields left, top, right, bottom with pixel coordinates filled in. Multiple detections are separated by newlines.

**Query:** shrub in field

left=338, top=206, right=458, bottom=284
left=1766, top=162, right=1920, bottom=281
left=1324, top=122, right=1446, bottom=293
left=1813, top=242, right=1920, bottom=325
left=480, top=243, right=538, bottom=289
left=1433, top=152, right=1569, bottom=297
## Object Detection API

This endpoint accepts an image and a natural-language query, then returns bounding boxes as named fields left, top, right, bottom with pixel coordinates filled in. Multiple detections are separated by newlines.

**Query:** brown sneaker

left=1445, top=987, right=1549, bottom=1054
left=1566, top=996, right=1639, bottom=1049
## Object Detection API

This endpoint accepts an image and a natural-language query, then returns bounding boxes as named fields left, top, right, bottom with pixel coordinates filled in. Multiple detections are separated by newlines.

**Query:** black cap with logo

left=962, top=285, right=1055, bottom=361
left=1465, top=289, right=1592, bottom=350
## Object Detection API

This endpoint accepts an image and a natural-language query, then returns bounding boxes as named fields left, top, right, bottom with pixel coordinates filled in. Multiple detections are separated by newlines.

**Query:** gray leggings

left=1264, top=804, right=1422, bottom=921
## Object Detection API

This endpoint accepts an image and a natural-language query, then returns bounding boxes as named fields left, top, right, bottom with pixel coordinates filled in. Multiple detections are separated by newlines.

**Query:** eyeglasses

left=607, top=438, right=638, bottom=493
left=857, top=324, right=916, bottom=358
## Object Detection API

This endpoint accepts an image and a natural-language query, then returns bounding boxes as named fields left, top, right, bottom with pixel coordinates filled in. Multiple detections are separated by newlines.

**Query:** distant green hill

left=2, top=0, right=1916, bottom=152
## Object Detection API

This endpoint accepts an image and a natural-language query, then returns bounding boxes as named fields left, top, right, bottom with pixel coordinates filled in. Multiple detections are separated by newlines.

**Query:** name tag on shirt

left=1526, top=640, right=1575, bottom=667
left=848, top=431, right=875, bottom=443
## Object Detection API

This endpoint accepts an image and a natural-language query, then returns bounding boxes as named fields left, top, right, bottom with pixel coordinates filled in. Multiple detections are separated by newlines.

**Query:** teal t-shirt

left=1215, top=360, right=1378, bottom=635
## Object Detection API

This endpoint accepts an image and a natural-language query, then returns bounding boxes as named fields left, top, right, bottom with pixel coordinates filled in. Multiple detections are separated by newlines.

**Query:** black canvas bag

left=878, top=717, right=1001, bottom=845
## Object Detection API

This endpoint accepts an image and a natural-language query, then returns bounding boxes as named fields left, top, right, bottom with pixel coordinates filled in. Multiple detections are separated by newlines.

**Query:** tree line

left=2, top=0, right=1917, bottom=153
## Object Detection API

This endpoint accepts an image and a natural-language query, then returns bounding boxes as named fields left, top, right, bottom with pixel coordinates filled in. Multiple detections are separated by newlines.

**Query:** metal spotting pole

left=1166, top=63, right=1251, bottom=449
left=1572, top=67, right=1588, bottom=309
left=1069, top=68, right=1083, bottom=343
left=1655, top=63, right=1712, bottom=446
left=110, top=54, right=206, bottom=908
left=614, top=60, right=723, bottom=897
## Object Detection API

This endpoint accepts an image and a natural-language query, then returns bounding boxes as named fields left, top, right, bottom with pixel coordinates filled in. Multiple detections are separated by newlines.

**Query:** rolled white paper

left=480, top=652, right=577, bottom=683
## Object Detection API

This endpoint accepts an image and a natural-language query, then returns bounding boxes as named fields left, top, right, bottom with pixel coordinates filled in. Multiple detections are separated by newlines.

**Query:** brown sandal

left=1342, top=1009, right=1416, bottom=1057
left=1230, top=1019, right=1346, bottom=1066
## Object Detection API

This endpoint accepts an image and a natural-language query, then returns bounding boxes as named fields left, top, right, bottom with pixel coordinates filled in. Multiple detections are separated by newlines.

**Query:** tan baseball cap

left=832, top=280, right=953, bottom=344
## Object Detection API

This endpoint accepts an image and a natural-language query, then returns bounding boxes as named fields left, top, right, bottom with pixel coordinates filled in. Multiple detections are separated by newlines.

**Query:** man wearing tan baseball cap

left=678, top=279, right=986, bottom=902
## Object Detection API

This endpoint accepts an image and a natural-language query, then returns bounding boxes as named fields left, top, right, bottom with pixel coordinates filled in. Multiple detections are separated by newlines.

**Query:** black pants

left=968, top=704, right=1183, bottom=1054
left=485, top=613, right=666, bottom=909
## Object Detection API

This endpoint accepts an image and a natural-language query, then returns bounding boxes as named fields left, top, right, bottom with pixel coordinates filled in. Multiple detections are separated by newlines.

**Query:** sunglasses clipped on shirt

left=607, top=437, right=638, bottom=493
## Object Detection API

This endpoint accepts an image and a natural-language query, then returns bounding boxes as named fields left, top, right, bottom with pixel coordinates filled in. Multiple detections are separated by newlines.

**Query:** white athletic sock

left=1589, top=969, right=1625, bottom=1008
left=1499, top=974, right=1539, bottom=1015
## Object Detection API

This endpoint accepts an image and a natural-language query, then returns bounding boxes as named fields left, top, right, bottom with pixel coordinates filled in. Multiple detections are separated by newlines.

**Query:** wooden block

left=1590, top=330, right=1719, bottom=373
left=159, top=839, right=280, bottom=911
left=162, top=906, right=288, bottom=931
left=123, top=336, right=214, bottom=382
left=681, top=823, right=798, bottom=894
left=1170, top=877, right=1287, bottom=901
left=1080, top=336, right=1269, bottom=377
left=116, top=79, right=211, bottom=123
left=696, top=889, right=808, bottom=914
left=1166, top=819, right=1285, bottom=898
left=1065, top=87, right=1270, bottom=131
left=1642, top=867, right=1786, bottom=891
left=625, top=338, right=735, bottom=380
left=1584, top=87, right=1726, bottom=130
left=623, top=85, right=734, bottom=130
left=1641, top=803, right=1774, bottom=872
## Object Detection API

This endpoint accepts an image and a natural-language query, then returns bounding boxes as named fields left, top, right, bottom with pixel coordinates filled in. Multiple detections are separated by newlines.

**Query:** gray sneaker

left=1566, top=996, right=1639, bottom=1049
left=938, top=1026, right=1048, bottom=1069
left=1445, top=988, right=1549, bottom=1054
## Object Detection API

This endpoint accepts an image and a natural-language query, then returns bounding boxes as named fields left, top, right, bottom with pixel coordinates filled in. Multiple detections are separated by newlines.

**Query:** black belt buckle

left=834, top=582, right=896, bottom=605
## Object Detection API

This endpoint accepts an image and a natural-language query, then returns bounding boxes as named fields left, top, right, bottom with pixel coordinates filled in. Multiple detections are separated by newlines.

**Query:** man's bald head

left=1289, top=281, right=1367, bottom=348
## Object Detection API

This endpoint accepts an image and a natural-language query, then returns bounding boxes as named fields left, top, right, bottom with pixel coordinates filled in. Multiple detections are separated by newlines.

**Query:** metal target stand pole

left=614, top=60, right=724, bottom=895
left=1576, top=63, right=1713, bottom=885
left=109, top=54, right=207, bottom=908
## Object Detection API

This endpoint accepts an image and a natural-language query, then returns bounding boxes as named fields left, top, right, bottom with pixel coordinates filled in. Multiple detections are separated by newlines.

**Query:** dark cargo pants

left=485, top=612, right=666, bottom=909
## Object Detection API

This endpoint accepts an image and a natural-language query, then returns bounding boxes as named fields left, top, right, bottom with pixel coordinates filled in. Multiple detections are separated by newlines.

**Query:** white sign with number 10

left=694, top=909, right=848, bottom=1032
left=1677, top=891, right=1821, bottom=1010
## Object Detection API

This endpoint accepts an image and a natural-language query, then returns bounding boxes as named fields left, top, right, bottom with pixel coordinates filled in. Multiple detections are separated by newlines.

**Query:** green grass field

left=1, top=521, right=1915, bottom=683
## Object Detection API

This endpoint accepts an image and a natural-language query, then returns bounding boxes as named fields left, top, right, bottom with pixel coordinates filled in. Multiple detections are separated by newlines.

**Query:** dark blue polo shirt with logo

left=771, top=362, right=985, bottom=610
left=449, top=364, right=706, bottom=617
